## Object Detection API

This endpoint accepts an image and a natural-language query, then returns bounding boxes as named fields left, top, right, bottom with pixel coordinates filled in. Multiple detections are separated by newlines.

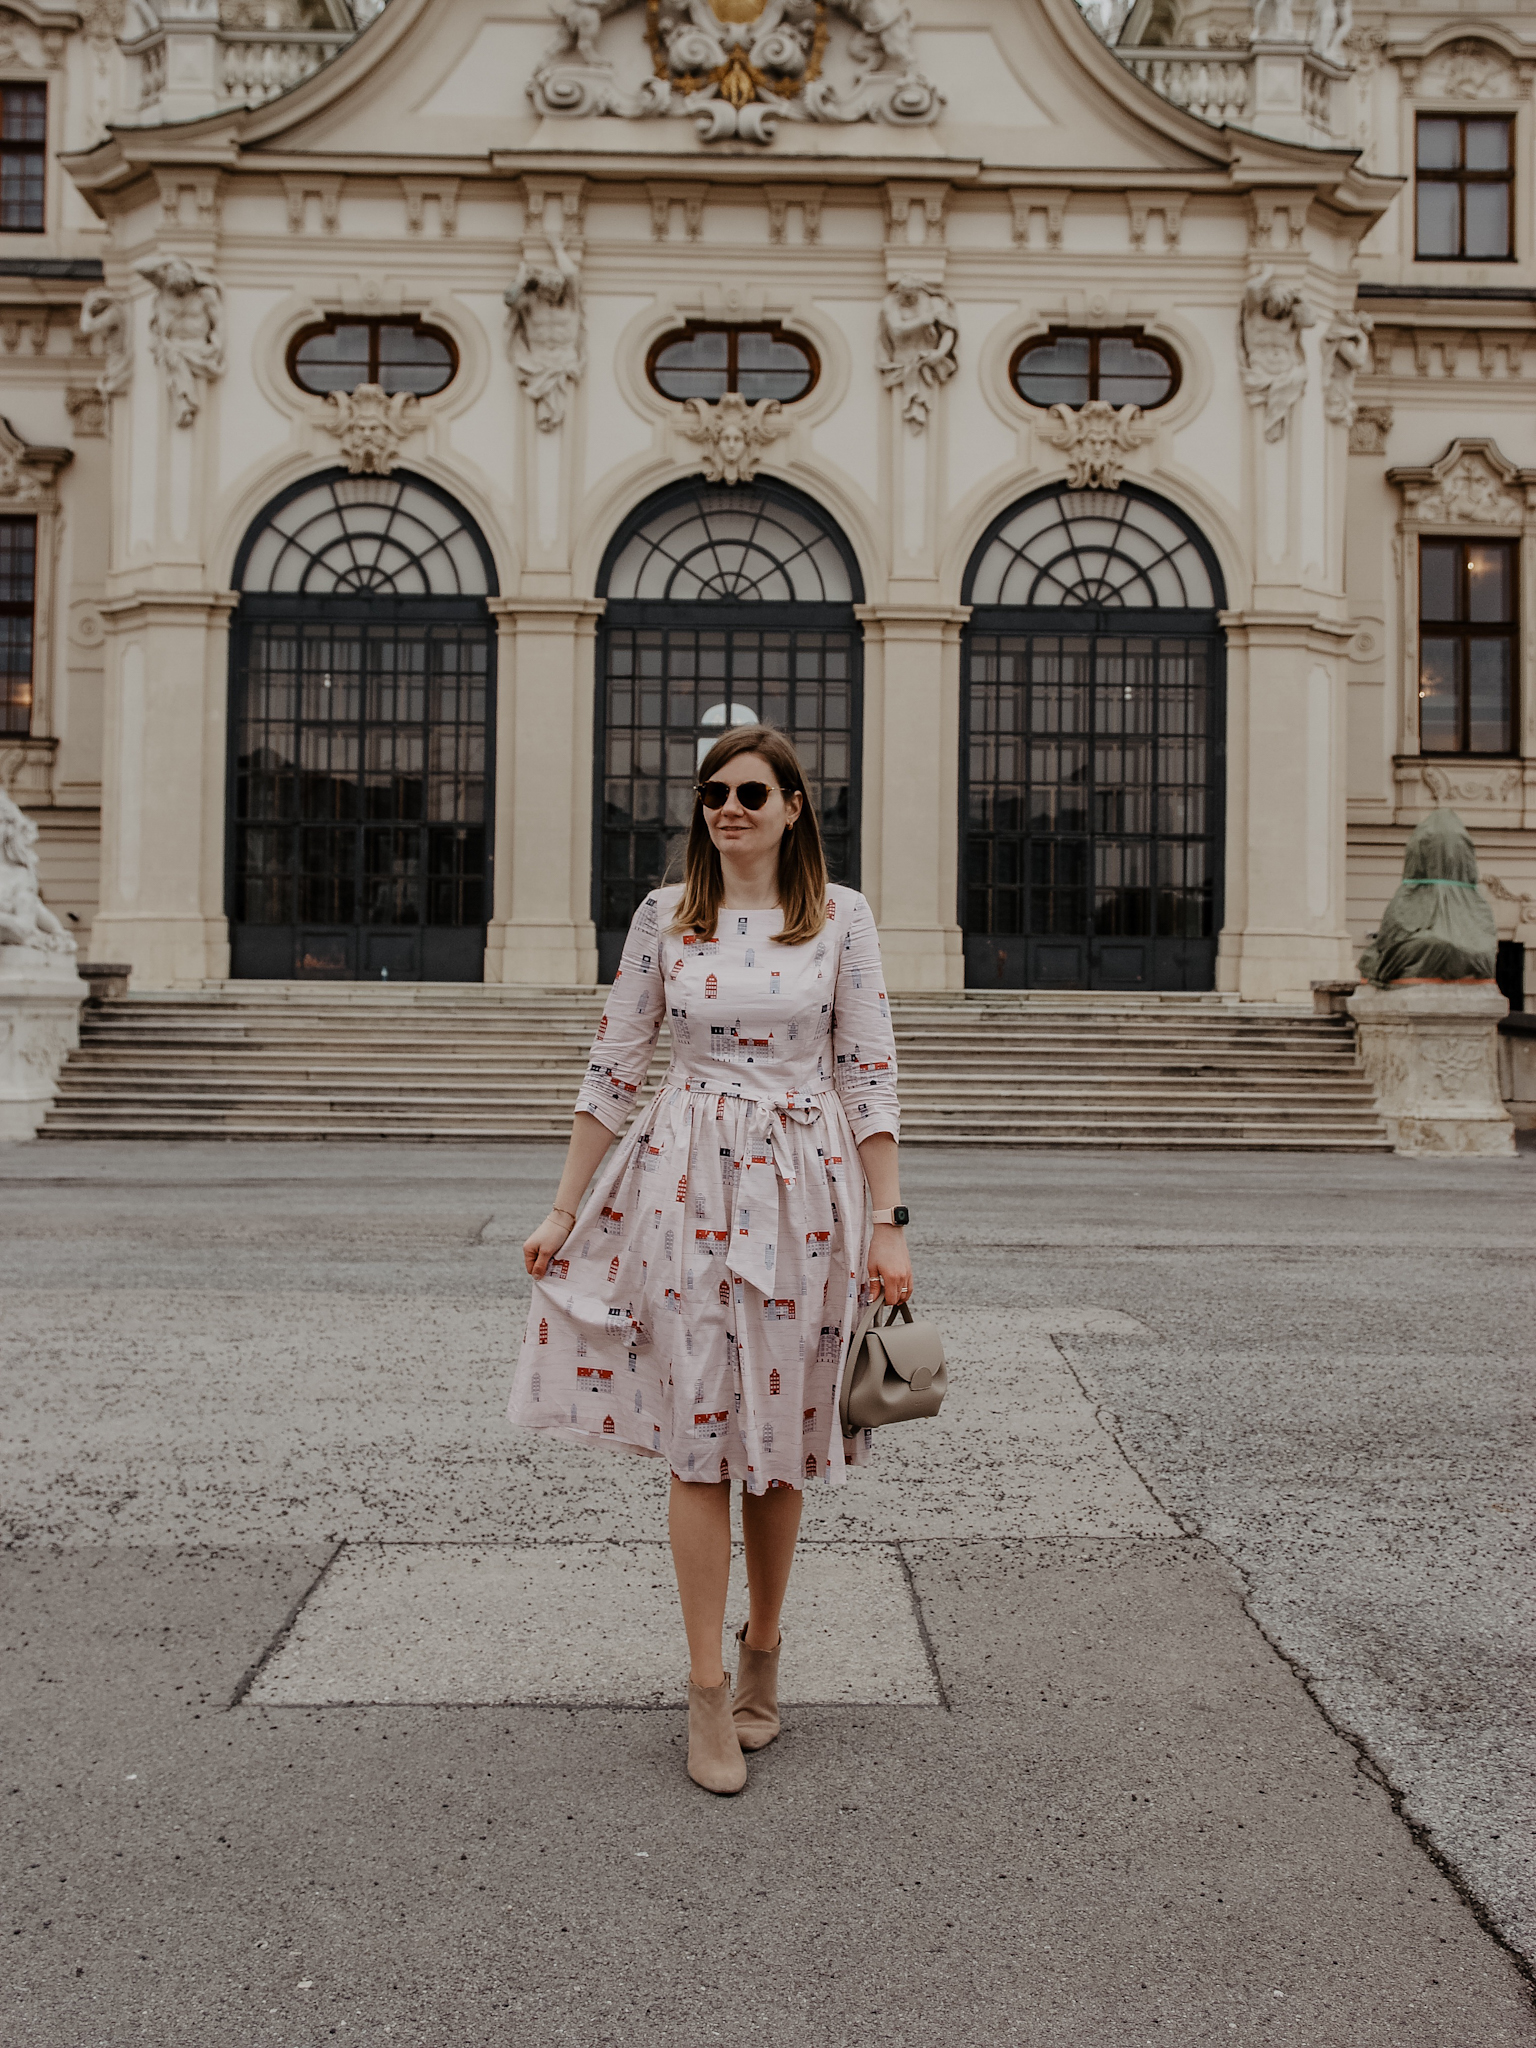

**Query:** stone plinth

left=1497, top=1014, right=1536, bottom=1132
left=1347, top=983, right=1515, bottom=1157
left=0, top=951, right=89, bottom=1140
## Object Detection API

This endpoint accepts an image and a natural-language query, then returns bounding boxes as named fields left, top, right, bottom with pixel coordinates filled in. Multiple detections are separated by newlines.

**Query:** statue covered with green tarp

left=1357, top=808, right=1498, bottom=987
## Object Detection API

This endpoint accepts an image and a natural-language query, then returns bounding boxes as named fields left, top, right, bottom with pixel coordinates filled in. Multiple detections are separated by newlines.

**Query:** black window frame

left=1417, top=534, right=1519, bottom=757
left=0, top=511, right=36, bottom=735
left=1414, top=112, right=1515, bottom=262
left=645, top=322, right=820, bottom=406
left=0, top=82, right=46, bottom=236
left=287, top=315, right=459, bottom=399
left=1010, top=328, right=1181, bottom=412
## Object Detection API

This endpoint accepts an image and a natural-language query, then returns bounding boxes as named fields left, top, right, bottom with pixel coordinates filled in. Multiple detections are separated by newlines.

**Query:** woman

left=512, top=724, right=911, bottom=1795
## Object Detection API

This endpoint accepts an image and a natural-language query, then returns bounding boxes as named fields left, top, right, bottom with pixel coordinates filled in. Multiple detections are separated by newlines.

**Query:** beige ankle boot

left=732, top=1625, right=782, bottom=1751
left=687, top=1677, right=747, bottom=1794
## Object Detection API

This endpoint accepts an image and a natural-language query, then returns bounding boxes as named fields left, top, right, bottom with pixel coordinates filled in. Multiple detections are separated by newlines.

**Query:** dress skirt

left=507, top=883, right=902, bottom=1492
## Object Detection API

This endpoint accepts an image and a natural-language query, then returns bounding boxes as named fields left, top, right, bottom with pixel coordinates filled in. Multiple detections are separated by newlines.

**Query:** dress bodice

left=576, top=883, right=900, bottom=1142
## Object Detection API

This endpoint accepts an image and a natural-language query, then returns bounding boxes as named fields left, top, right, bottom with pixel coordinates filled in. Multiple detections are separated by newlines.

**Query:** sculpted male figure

left=1238, top=269, right=1314, bottom=441
left=505, top=235, right=587, bottom=431
left=135, top=256, right=225, bottom=426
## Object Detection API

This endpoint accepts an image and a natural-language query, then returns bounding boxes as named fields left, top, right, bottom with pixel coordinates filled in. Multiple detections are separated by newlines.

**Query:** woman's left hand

left=866, top=1222, right=914, bottom=1306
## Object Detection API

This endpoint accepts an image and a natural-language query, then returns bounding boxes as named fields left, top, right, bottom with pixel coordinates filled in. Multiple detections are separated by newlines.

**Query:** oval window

left=289, top=317, right=458, bottom=399
left=1012, top=329, right=1178, bottom=411
left=647, top=324, right=818, bottom=405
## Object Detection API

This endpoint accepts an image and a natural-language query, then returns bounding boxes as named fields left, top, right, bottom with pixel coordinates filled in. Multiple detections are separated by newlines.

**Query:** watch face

left=893, top=1206, right=909, bottom=1226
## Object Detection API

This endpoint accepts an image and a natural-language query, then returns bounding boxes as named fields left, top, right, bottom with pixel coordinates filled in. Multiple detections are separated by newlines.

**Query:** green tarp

left=1357, top=808, right=1498, bottom=987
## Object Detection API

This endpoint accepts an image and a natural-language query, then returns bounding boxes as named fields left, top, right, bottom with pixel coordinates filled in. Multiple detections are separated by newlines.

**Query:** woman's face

left=700, top=750, right=804, bottom=861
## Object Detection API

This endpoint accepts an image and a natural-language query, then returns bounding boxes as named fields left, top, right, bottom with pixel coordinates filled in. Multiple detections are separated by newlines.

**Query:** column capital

left=487, top=596, right=606, bottom=622
left=855, top=603, right=971, bottom=631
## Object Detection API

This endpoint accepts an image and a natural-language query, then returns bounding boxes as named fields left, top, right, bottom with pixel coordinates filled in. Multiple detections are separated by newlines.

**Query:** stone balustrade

left=124, top=22, right=352, bottom=120
left=1118, top=41, right=1348, bottom=147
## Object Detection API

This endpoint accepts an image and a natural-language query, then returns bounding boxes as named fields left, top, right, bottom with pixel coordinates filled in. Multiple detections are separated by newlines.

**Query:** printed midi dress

left=508, top=882, right=901, bottom=1490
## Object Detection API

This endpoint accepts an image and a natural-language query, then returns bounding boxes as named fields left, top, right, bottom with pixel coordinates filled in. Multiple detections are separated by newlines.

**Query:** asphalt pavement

left=1, top=1140, right=1531, bottom=2047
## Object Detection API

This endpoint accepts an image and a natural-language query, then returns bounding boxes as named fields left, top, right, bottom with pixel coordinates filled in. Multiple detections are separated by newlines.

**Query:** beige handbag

left=839, top=1287, right=948, bottom=1433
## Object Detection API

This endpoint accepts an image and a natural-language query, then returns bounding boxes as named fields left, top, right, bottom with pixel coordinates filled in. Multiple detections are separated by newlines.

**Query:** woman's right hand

left=524, top=1210, right=574, bottom=1278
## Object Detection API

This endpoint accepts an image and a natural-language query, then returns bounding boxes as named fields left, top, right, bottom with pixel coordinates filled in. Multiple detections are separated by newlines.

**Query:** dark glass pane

left=1465, top=118, right=1510, bottom=171
left=1420, top=541, right=1460, bottom=622
left=1418, top=637, right=1460, bottom=752
left=0, top=152, right=43, bottom=233
left=1097, top=337, right=1173, bottom=409
left=1466, top=542, right=1513, bottom=623
left=737, top=329, right=813, bottom=403
left=1465, top=183, right=1510, bottom=260
left=0, top=515, right=36, bottom=603
left=652, top=330, right=730, bottom=401
left=1016, top=336, right=1091, bottom=408
left=293, top=325, right=372, bottom=394
left=1417, top=117, right=1460, bottom=170
left=1468, top=638, right=1513, bottom=753
left=1416, top=182, right=1460, bottom=258
left=377, top=323, right=455, bottom=396
left=1, top=85, right=46, bottom=140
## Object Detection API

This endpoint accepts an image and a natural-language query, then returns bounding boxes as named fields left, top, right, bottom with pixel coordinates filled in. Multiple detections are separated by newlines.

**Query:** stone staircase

left=37, top=984, right=1391, bottom=1149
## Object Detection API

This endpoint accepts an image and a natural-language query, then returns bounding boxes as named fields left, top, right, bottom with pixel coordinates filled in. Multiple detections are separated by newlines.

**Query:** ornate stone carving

left=1389, top=439, right=1529, bottom=526
left=1349, top=984, right=1513, bottom=1154
left=679, top=391, right=787, bottom=483
left=1483, top=873, right=1536, bottom=926
left=134, top=257, right=224, bottom=427
left=1322, top=311, right=1371, bottom=427
left=529, top=0, right=941, bottom=146
left=65, top=388, right=106, bottom=438
left=1038, top=400, right=1152, bottom=489
left=0, top=789, right=75, bottom=958
left=877, top=276, right=957, bottom=432
left=1349, top=404, right=1392, bottom=456
left=505, top=236, right=586, bottom=432
left=1251, top=0, right=1299, bottom=40
left=320, top=385, right=419, bottom=476
left=1418, top=39, right=1519, bottom=101
left=1238, top=270, right=1314, bottom=442
left=79, top=288, right=132, bottom=401
left=0, top=418, right=43, bottom=503
left=1421, top=763, right=1523, bottom=807
left=1309, top=0, right=1351, bottom=65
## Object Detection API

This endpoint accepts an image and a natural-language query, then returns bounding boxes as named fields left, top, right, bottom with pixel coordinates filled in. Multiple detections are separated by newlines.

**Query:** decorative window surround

left=0, top=417, right=70, bottom=801
left=1387, top=438, right=1536, bottom=824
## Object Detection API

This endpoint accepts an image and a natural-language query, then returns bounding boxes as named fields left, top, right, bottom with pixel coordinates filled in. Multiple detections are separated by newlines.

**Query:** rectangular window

left=1418, top=536, right=1518, bottom=755
left=1416, top=114, right=1514, bottom=260
left=0, top=513, right=35, bottom=734
left=0, top=84, right=45, bottom=234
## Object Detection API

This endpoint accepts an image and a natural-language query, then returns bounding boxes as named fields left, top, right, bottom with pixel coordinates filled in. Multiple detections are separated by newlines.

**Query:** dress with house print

left=509, top=883, right=900, bottom=1489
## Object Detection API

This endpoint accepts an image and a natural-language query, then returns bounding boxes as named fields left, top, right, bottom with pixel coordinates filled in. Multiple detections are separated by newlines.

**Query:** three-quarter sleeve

left=575, top=892, right=665, bottom=1135
left=830, top=889, right=901, bottom=1144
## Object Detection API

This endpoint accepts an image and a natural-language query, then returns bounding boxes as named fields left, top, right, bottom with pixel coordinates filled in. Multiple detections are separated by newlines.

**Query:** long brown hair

left=668, top=724, right=828, bottom=946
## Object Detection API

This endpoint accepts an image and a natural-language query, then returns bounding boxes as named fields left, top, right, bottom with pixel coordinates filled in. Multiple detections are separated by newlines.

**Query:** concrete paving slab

left=0, top=1298, right=1173, bottom=1546
left=247, top=1540, right=941, bottom=1708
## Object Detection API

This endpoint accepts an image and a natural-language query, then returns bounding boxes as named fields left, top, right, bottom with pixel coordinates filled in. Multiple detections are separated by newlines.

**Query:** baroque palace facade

left=0, top=0, right=1533, bottom=999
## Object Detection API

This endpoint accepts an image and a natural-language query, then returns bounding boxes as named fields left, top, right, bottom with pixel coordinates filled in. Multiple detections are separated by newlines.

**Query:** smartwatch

left=872, top=1206, right=909, bottom=1226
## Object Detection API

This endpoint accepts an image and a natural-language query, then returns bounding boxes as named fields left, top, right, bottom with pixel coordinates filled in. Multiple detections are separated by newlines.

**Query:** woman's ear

left=784, top=787, right=804, bottom=826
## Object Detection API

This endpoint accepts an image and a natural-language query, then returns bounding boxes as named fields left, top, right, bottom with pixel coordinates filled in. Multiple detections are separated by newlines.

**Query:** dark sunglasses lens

left=698, top=780, right=771, bottom=811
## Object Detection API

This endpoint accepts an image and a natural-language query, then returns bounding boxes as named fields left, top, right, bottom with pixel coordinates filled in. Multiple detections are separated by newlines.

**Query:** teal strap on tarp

left=1401, top=878, right=1480, bottom=888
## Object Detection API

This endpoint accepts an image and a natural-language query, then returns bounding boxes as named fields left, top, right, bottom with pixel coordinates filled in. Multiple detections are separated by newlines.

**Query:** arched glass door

left=226, top=471, right=497, bottom=981
left=961, top=485, right=1226, bottom=992
left=594, top=480, right=863, bottom=981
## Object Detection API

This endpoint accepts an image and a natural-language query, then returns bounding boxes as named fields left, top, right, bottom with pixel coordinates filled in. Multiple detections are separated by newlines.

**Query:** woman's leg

left=668, top=1475, right=732, bottom=1687
left=740, top=1484, right=804, bottom=1651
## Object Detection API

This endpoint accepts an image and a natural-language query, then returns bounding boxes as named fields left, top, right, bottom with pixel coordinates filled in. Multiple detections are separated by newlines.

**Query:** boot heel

left=731, top=1624, right=782, bottom=1751
left=687, top=1677, right=747, bottom=1794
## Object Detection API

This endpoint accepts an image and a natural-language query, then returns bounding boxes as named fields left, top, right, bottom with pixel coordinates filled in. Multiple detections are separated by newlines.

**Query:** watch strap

left=872, top=1206, right=909, bottom=1226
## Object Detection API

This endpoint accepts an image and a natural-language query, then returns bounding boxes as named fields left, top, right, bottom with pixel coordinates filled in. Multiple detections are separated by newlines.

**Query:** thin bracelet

left=551, top=1204, right=576, bottom=1223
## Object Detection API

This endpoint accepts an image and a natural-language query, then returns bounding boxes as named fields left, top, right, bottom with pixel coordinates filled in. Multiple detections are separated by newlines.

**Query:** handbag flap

left=867, top=1320, right=946, bottom=1387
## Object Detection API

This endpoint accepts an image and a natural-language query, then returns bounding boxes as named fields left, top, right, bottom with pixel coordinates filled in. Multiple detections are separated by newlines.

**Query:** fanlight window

left=1012, top=330, right=1178, bottom=411
left=647, top=325, right=818, bottom=405
left=968, top=490, right=1215, bottom=610
left=289, top=317, right=457, bottom=399
left=237, top=476, right=492, bottom=597
left=603, top=486, right=854, bottom=603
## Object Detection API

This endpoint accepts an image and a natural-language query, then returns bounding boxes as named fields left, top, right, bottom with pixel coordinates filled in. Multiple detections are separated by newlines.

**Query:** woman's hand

left=866, top=1222, right=913, bottom=1306
left=524, top=1209, right=574, bottom=1278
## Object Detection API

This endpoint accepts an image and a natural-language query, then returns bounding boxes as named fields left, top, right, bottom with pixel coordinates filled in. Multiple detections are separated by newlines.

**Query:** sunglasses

left=695, top=779, right=787, bottom=812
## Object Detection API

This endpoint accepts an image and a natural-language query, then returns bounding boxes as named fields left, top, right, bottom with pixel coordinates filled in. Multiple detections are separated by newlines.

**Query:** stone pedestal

left=0, top=950, right=89, bottom=1140
left=1497, top=1014, right=1536, bottom=1132
left=1347, top=983, right=1515, bottom=1157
